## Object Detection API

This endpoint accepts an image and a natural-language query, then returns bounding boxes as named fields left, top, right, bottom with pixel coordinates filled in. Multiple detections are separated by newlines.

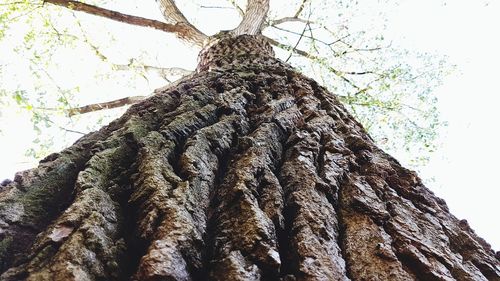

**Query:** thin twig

left=67, top=95, right=148, bottom=116
left=199, top=5, right=235, bottom=10
left=271, top=25, right=331, bottom=47
left=45, top=118, right=86, bottom=134
left=38, top=67, right=74, bottom=111
left=286, top=22, right=308, bottom=62
left=294, top=0, right=310, bottom=17
left=267, top=16, right=312, bottom=26
left=6, top=4, right=41, bottom=21
left=265, top=36, right=360, bottom=90
left=0, top=1, right=35, bottom=6
left=226, top=0, right=244, bottom=17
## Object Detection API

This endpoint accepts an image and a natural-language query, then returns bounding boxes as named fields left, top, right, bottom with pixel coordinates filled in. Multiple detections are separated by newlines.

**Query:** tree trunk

left=0, top=35, right=498, bottom=281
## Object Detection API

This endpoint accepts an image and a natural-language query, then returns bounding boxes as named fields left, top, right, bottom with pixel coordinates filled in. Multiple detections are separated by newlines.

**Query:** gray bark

left=0, top=35, right=498, bottom=281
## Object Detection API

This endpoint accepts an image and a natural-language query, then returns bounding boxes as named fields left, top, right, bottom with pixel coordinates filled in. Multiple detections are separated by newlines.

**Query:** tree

left=1, top=0, right=498, bottom=280
left=0, top=0, right=446, bottom=167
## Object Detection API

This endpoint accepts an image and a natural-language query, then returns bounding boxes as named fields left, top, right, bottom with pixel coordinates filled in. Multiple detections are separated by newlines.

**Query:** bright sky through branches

left=0, top=0, right=499, bottom=250
left=384, top=0, right=500, bottom=251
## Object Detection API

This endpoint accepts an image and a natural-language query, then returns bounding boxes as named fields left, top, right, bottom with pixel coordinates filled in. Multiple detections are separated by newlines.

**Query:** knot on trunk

left=196, top=34, right=275, bottom=72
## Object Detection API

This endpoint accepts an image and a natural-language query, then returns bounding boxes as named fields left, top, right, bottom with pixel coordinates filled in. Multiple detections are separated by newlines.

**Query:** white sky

left=0, top=0, right=499, bottom=250
left=385, top=0, right=500, bottom=251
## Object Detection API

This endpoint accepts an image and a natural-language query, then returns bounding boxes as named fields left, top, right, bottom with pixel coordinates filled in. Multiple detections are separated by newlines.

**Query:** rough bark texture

left=1, top=35, right=499, bottom=281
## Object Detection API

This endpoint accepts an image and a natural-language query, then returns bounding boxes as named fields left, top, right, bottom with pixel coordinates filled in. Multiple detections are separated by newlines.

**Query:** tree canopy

left=0, top=0, right=449, bottom=171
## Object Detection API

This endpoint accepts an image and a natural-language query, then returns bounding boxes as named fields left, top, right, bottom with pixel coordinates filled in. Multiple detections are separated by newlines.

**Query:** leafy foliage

left=0, top=0, right=452, bottom=170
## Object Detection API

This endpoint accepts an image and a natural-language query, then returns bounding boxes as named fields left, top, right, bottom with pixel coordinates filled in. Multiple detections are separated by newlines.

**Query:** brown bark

left=0, top=35, right=499, bottom=280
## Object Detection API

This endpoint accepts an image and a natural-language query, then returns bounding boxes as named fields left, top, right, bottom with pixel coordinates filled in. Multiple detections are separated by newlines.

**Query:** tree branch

left=265, top=36, right=360, bottom=89
left=199, top=5, right=236, bottom=10
left=113, top=62, right=192, bottom=80
left=0, top=1, right=36, bottom=6
left=72, top=15, right=194, bottom=79
left=232, top=0, right=270, bottom=35
left=284, top=6, right=313, bottom=63
left=285, top=22, right=308, bottom=62
left=67, top=95, right=147, bottom=116
left=271, top=25, right=331, bottom=47
left=155, top=0, right=207, bottom=45
left=43, top=0, right=206, bottom=46
left=45, top=118, right=86, bottom=134
left=263, top=0, right=311, bottom=27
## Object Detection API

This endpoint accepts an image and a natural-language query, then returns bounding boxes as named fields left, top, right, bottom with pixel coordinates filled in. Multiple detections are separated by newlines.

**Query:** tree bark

left=0, top=35, right=499, bottom=281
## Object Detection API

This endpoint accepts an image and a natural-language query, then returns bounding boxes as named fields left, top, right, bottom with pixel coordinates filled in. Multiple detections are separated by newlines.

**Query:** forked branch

left=265, top=0, right=311, bottom=27
left=67, top=95, right=147, bottom=116
left=155, top=0, right=207, bottom=44
left=264, top=36, right=361, bottom=90
left=43, top=0, right=206, bottom=46
left=226, top=0, right=245, bottom=17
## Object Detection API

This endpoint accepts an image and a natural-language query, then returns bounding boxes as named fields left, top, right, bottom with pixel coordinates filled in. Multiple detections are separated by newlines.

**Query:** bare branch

left=265, top=36, right=360, bottom=89
left=265, top=36, right=308, bottom=56
left=72, top=16, right=194, bottom=79
left=0, top=1, right=36, bottom=6
left=45, top=118, right=86, bottom=134
left=67, top=95, right=147, bottom=116
left=294, top=0, right=310, bottom=17
left=263, top=0, right=311, bottom=28
left=267, top=16, right=312, bottom=27
left=29, top=112, right=87, bottom=134
left=271, top=25, right=331, bottom=47
left=38, top=66, right=74, bottom=109
left=232, top=0, right=269, bottom=35
left=226, top=0, right=244, bottom=17
left=43, top=0, right=206, bottom=46
left=5, top=4, right=41, bottom=21
left=329, top=34, right=351, bottom=46
left=199, top=5, right=235, bottom=10
left=285, top=5, right=313, bottom=63
left=155, top=0, right=207, bottom=45
left=337, top=46, right=385, bottom=56
left=343, top=71, right=377, bottom=75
